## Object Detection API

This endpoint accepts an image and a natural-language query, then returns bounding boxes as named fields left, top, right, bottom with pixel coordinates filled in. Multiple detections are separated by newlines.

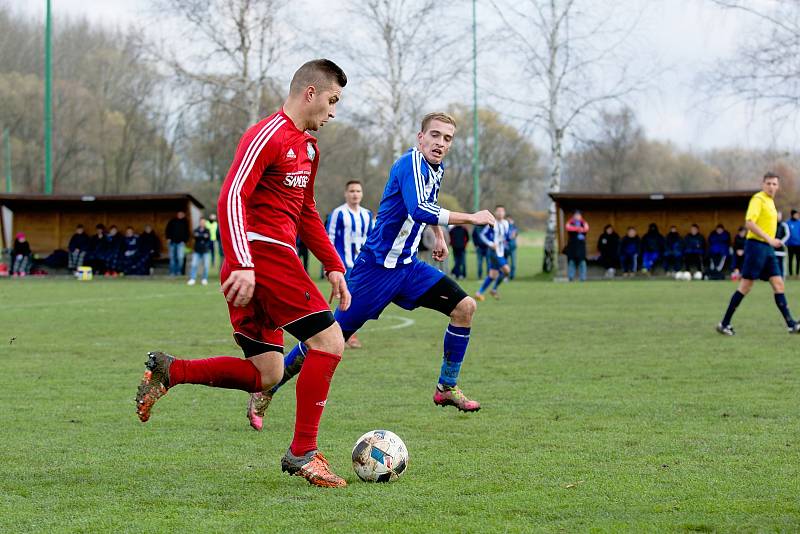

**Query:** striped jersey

left=480, top=220, right=510, bottom=257
left=328, top=203, right=374, bottom=268
left=217, top=109, right=344, bottom=273
left=362, top=147, right=451, bottom=268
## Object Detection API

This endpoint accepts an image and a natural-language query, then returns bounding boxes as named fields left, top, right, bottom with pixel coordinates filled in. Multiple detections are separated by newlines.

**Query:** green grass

left=1, top=250, right=799, bottom=532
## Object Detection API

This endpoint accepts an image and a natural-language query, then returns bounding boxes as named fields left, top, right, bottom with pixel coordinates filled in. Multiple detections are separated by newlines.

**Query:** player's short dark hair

left=421, top=112, right=457, bottom=133
left=691, top=223, right=699, bottom=229
left=764, top=171, right=780, bottom=181
left=290, top=59, right=347, bottom=95
left=345, top=180, right=362, bottom=189
left=495, top=204, right=506, bottom=210
left=76, top=224, right=83, bottom=229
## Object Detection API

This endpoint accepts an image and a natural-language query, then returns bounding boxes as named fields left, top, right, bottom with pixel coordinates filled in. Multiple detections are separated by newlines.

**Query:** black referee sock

left=722, top=290, right=745, bottom=326
left=774, top=293, right=795, bottom=327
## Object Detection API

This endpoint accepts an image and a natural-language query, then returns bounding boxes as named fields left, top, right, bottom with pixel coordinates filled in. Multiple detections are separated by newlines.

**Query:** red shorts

left=221, top=240, right=330, bottom=351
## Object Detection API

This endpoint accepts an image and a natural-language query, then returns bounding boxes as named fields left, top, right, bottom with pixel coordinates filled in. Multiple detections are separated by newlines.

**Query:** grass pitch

left=1, top=249, right=799, bottom=532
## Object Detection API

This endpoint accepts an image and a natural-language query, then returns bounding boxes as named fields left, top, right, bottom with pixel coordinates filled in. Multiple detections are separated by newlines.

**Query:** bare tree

left=150, top=0, right=286, bottom=125
left=491, top=0, right=648, bottom=272
left=333, top=0, right=466, bottom=169
left=706, top=1, right=800, bottom=119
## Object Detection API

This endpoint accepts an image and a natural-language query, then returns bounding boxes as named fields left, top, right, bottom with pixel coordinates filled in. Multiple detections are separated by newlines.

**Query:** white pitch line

left=6, top=291, right=217, bottom=310
left=360, top=315, right=415, bottom=332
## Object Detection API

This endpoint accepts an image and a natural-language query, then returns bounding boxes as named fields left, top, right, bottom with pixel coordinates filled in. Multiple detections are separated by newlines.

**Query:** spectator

left=86, top=224, right=108, bottom=274
left=121, top=226, right=148, bottom=275
left=564, top=210, right=589, bottom=281
left=775, top=212, right=790, bottom=277
left=640, top=223, right=665, bottom=274
left=619, top=227, right=640, bottom=277
left=139, top=224, right=161, bottom=274
left=506, top=216, right=519, bottom=280
left=708, top=224, right=731, bottom=278
left=11, top=232, right=31, bottom=277
left=449, top=224, right=469, bottom=280
left=731, top=226, right=747, bottom=281
left=472, top=224, right=488, bottom=279
left=206, top=213, right=220, bottom=267
left=187, top=217, right=211, bottom=286
left=165, top=210, right=190, bottom=276
left=786, top=209, right=800, bottom=277
left=67, top=224, right=90, bottom=271
left=683, top=224, right=705, bottom=276
left=663, top=226, right=684, bottom=275
left=597, top=224, right=620, bottom=278
left=105, top=225, right=124, bottom=276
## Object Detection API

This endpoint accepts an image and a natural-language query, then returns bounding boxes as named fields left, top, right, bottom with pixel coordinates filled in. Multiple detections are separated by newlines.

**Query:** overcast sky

left=17, top=0, right=797, bottom=152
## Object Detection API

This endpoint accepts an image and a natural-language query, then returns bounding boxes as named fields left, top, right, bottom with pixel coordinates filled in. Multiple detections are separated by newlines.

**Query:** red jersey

left=218, top=109, right=344, bottom=274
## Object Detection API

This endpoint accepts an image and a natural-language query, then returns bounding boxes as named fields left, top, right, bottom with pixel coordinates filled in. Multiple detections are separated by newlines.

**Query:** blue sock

left=478, top=276, right=493, bottom=295
left=774, top=293, right=795, bottom=327
left=269, top=342, right=307, bottom=394
left=492, top=272, right=505, bottom=290
left=439, top=325, right=470, bottom=387
left=722, top=290, right=745, bottom=326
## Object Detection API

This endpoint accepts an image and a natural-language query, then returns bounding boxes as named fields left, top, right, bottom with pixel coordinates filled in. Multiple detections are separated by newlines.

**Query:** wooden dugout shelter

left=0, top=193, right=205, bottom=256
left=550, top=190, right=759, bottom=262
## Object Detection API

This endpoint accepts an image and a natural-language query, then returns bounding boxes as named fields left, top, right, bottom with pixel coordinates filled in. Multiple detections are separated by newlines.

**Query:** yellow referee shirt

left=745, top=191, right=777, bottom=242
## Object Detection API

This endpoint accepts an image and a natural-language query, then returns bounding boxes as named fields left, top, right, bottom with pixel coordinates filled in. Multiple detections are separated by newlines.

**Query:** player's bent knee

left=452, top=296, right=477, bottom=323
left=305, top=322, right=345, bottom=355
left=248, top=351, right=284, bottom=389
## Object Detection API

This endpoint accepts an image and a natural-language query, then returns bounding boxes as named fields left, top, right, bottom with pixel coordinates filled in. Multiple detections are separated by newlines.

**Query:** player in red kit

left=135, top=59, right=351, bottom=488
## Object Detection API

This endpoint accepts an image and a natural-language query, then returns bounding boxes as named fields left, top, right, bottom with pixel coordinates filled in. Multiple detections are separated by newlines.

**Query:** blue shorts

left=335, top=250, right=445, bottom=333
left=488, top=250, right=508, bottom=270
left=742, top=239, right=781, bottom=281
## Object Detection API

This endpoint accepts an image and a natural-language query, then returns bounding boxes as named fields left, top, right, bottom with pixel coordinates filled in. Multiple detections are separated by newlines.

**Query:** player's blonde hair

left=420, top=112, right=457, bottom=133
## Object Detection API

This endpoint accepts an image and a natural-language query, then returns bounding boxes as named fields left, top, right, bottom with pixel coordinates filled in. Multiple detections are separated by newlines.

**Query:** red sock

left=169, top=357, right=262, bottom=392
left=290, top=348, right=341, bottom=456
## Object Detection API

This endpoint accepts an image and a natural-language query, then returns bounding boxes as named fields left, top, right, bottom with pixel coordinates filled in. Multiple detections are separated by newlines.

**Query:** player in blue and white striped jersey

left=250, top=112, right=495, bottom=420
left=327, top=180, right=373, bottom=348
left=475, top=205, right=512, bottom=300
left=327, top=180, right=374, bottom=274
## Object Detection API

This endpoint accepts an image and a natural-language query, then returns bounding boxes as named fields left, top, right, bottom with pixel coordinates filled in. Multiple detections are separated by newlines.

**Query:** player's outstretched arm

left=447, top=210, right=495, bottom=227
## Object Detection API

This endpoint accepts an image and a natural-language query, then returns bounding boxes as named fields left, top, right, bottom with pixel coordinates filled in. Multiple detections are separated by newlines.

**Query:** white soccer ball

left=693, top=271, right=703, bottom=280
left=680, top=271, right=691, bottom=281
left=351, top=430, right=409, bottom=483
left=673, top=271, right=682, bottom=280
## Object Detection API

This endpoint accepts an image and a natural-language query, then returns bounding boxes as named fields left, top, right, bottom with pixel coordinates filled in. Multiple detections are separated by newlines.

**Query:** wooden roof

left=0, top=193, right=204, bottom=209
left=550, top=190, right=757, bottom=210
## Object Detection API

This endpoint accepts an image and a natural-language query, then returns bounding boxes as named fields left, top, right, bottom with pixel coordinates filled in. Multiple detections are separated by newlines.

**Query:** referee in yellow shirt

left=718, top=172, right=800, bottom=335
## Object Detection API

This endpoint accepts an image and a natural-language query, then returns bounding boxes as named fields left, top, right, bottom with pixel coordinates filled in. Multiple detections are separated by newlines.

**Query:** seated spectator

left=641, top=223, right=665, bottom=274
left=683, top=224, right=705, bottom=276
left=597, top=224, right=620, bottom=278
left=86, top=224, right=108, bottom=274
left=708, top=224, right=731, bottom=277
left=138, top=224, right=161, bottom=274
left=11, top=232, right=32, bottom=277
left=619, top=227, right=640, bottom=277
left=105, top=225, right=124, bottom=276
left=121, top=227, right=149, bottom=275
left=731, top=226, right=747, bottom=280
left=663, top=226, right=684, bottom=274
left=68, top=224, right=90, bottom=271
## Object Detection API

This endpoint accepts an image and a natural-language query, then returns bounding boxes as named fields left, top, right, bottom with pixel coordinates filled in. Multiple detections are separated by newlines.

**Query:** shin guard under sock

left=290, top=348, right=341, bottom=456
left=722, top=290, right=745, bottom=326
left=439, top=325, right=470, bottom=387
left=774, top=293, right=796, bottom=327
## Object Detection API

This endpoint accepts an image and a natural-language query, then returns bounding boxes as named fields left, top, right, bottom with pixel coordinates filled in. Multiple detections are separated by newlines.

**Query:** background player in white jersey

left=245, top=112, right=495, bottom=428
left=475, top=205, right=511, bottom=301
left=327, top=180, right=373, bottom=348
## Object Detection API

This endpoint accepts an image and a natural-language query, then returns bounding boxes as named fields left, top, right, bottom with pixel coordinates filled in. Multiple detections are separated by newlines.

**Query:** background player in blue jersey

left=475, top=206, right=511, bottom=300
left=246, top=112, right=495, bottom=427
left=327, top=180, right=374, bottom=348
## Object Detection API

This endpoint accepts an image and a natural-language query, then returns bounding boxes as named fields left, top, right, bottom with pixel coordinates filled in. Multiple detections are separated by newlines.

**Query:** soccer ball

left=351, top=430, right=409, bottom=483
left=693, top=271, right=703, bottom=280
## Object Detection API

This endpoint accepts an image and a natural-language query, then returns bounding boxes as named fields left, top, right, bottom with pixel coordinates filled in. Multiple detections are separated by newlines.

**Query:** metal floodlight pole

left=471, top=0, right=480, bottom=213
left=4, top=127, right=10, bottom=193
left=44, top=0, right=53, bottom=194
